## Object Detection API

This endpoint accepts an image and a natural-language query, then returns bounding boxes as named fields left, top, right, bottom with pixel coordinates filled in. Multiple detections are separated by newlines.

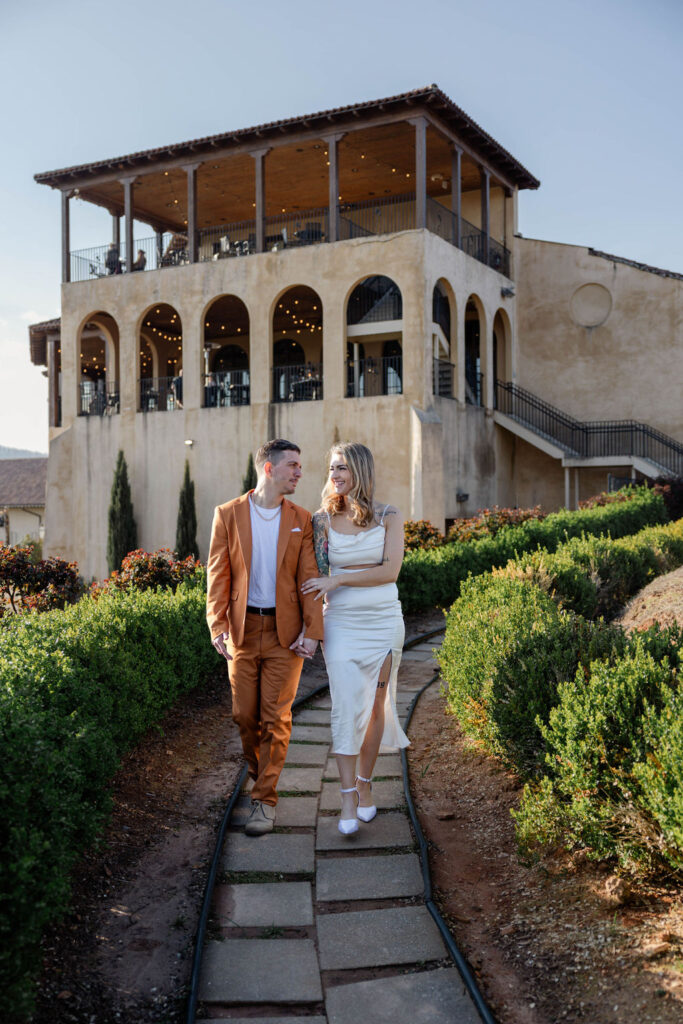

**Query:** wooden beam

left=61, top=190, right=70, bottom=283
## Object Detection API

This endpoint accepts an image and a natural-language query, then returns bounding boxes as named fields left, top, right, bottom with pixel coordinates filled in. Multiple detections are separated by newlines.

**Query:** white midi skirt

left=322, top=571, right=410, bottom=755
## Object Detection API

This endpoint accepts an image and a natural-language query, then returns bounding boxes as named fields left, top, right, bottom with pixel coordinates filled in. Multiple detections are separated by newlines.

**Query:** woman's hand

left=301, top=575, right=339, bottom=600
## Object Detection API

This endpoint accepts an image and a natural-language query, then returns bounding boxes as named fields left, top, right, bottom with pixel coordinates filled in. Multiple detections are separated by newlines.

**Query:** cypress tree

left=242, top=452, right=257, bottom=493
left=107, top=450, right=137, bottom=573
left=175, top=460, right=199, bottom=560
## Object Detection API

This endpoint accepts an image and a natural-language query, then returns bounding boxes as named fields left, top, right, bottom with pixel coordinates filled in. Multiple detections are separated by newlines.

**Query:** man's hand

left=212, top=631, right=232, bottom=662
left=289, top=631, right=318, bottom=660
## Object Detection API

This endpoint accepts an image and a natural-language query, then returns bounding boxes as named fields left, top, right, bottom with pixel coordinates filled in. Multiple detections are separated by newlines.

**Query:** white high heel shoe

left=355, top=774, right=377, bottom=823
left=338, top=786, right=360, bottom=835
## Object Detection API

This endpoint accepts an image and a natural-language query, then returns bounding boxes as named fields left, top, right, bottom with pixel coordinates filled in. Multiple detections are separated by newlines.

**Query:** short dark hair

left=255, top=438, right=301, bottom=470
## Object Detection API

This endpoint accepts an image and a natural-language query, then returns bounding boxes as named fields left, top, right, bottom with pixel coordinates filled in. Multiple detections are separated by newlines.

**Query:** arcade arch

left=139, top=303, right=183, bottom=411
left=272, top=286, right=323, bottom=402
left=204, top=295, right=250, bottom=406
left=77, top=311, right=119, bottom=416
left=346, top=275, right=403, bottom=397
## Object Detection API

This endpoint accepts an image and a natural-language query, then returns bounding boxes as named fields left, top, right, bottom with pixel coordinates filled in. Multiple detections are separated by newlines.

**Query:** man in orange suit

left=207, top=439, right=323, bottom=835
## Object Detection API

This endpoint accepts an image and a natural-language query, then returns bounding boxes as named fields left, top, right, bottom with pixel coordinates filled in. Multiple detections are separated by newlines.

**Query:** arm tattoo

left=312, top=513, right=330, bottom=576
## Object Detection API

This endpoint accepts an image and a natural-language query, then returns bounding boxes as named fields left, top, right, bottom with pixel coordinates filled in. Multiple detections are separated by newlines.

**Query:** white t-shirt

left=247, top=495, right=281, bottom=607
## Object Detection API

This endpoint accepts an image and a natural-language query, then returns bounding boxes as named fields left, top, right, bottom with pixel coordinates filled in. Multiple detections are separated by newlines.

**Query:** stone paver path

left=198, top=638, right=483, bottom=1023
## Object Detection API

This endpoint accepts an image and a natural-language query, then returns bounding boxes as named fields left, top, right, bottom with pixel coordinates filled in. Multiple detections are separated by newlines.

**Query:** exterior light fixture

left=184, top=439, right=194, bottom=447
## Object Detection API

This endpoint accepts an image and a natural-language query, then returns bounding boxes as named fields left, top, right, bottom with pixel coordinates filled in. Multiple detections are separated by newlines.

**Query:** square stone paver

left=213, top=881, right=313, bottom=926
left=325, top=968, right=480, bottom=1024
left=291, top=724, right=332, bottom=743
left=231, top=795, right=318, bottom=828
left=285, top=742, right=329, bottom=765
left=320, top=780, right=405, bottom=811
left=223, top=833, right=315, bottom=873
left=294, top=708, right=330, bottom=724
left=316, top=812, right=412, bottom=851
left=317, top=906, right=445, bottom=969
left=323, top=755, right=402, bottom=780
left=310, top=695, right=332, bottom=708
left=199, top=939, right=322, bottom=1003
left=279, top=766, right=323, bottom=792
left=211, top=1020, right=326, bottom=1024
left=317, top=853, right=423, bottom=901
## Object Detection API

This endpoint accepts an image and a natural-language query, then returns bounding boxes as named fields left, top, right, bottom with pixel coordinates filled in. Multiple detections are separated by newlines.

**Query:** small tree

left=107, top=450, right=137, bottom=573
left=175, top=460, right=199, bottom=560
left=242, top=451, right=257, bottom=493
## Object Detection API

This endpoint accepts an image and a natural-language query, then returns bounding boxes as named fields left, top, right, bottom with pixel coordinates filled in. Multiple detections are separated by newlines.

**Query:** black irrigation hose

left=401, top=669, right=498, bottom=1024
left=186, top=623, right=496, bottom=1024
left=184, top=676, right=329, bottom=1024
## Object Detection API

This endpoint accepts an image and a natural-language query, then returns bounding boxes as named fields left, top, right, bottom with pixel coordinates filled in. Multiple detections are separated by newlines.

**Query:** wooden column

left=412, top=117, right=427, bottom=229
left=184, top=163, right=200, bottom=262
left=61, top=191, right=70, bottom=283
left=251, top=149, right=269, bottom=253
left=121, top=177, right=135, bottom=272
left=155, top=230, right=164, bottom=268
left=451, top=146, right=462, bottom=248
left=564, top=467, right=571, bottom=510
left=112, top=213, right=120, bottom=248
left=323, top=132, right=345, bottom=243
left=48, top=336, right=60, bottom=428
left=480, top=168, right=490, bottom=265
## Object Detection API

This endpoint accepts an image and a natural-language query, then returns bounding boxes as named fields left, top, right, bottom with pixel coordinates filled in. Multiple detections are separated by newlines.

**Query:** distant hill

left=0, top=444, right=48, bottom=459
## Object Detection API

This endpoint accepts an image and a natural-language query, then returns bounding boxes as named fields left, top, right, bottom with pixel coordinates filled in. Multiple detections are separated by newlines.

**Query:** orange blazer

left=206, top=491, right=324, bottom=648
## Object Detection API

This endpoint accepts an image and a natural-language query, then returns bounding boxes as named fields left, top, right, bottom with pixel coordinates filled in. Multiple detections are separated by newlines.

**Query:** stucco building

left=31, top=85, right=683, bottom=580
left=0, top=458, right=47, bottom=546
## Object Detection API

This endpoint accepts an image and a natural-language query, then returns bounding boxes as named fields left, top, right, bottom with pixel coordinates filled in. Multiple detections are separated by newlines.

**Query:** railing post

left=121, top=176, right=136, bottom=272
left=184, top=162, right=201, bottom=263
left=411, top=116, right=427, bottom=229
left=480, top=168, right=490, bottom=265
left=564, top=467, right=570, bottom=509
left=353, top=343, right=360, bottom=397
left=61, top=190, right=71, bottom=283
left=250, top=148, right=269, bottom=253
left=451, top=145, right=462, bottom=249
left=323, top=132, right=344, bottom=243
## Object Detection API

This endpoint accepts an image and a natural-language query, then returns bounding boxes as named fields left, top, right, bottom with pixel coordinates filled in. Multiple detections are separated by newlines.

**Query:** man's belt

left=246, top=605, right=276, bottom=616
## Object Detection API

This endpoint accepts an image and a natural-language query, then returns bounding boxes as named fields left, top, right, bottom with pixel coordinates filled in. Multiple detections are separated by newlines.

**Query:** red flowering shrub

left=0, top=544, right=82, bottom=617
left=91, top=548, right=202, bottom=598
left=404, top=520, right=444, bottom=551
left=578, top=487, right=636, bottom=509
left=446, top=506, right=544, bottom=543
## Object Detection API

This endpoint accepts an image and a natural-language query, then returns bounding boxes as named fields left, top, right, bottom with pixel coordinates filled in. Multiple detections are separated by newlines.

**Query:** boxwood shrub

left=0, top=578, right=219, bottom=1021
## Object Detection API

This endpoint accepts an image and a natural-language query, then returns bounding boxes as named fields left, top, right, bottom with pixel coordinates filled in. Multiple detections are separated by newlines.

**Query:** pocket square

left=291, top=527, right=301, bottom=532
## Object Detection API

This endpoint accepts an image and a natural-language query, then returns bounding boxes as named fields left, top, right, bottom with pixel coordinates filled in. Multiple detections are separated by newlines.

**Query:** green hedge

left=398, top=486, right=667, bottom=613
left=438, top=517, right=683, bottom=877
left=0, top=576, right=219, bottom=1021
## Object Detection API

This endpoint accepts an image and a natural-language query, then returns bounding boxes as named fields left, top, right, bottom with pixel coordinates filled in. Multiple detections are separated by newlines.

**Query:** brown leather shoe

left=244, top=800, right=275, bottom=836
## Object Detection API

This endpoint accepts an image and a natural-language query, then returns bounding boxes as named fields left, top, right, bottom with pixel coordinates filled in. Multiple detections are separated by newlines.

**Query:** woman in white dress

left=301, top=442, right=409, bottom=835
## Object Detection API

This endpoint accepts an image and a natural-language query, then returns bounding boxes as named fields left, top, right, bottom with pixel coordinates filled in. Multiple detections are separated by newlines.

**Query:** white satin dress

left=322, top=509, right=409, bottom=755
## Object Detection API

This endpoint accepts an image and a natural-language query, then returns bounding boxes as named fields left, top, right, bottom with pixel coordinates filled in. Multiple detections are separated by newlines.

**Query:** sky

left=1, top=0, right=681, bottom=454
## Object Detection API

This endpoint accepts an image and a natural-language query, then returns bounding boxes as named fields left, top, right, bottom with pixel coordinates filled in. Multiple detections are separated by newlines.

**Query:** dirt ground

left=29, top=589, right=683, bottom=1024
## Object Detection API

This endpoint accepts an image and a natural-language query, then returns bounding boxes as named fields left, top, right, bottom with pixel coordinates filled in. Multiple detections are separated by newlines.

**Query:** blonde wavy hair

left=321, top=442, right=376, bottom=527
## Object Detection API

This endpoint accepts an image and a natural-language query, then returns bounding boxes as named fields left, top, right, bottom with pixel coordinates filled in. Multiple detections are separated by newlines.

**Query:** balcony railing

left=70, top=193, right=512, bottom=281
left=79, top=380, right=119, bottom=416
left=204, top=370, right=250, bottom=407
left=347, top=355, right=403, bottom=397
left=495, top=380, right=683, bottom=476
left=433, top=359, right=455, bottom=398
left=139, top=376, right=183, bottom=412
left=272, top=363, right=323, bottom=403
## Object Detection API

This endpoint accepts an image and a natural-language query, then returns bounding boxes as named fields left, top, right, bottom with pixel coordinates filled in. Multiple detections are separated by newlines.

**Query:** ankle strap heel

left=338, top=786, right=360, bottom=836
left=355, top=775, right=377, bottom=823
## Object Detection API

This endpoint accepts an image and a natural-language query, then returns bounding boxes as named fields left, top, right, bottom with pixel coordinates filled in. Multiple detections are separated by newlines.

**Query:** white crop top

left=326, top=507, right=388, bottom=571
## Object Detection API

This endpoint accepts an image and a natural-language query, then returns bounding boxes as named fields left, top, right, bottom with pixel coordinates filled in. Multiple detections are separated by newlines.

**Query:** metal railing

left=433, top=359, right=455, bottom=399
left=139, top=376, right=183, bottom=412
left=70, top=234, right=182, bottom=281
left=272, top=363, right=323, bottom=403
left=426, top=197, right=511, bottom=277
left=465, top=370, right=484, bottom=406
left=198, top=219, right=257, bottom=260
left=265, top=208, right=329, bottom=249
left=204, top=370, right=250, bottom=407
left=347, top=275, right=403, bottom=325
left=347, top=354, right=403, bottom=397
left=339, top=194, right=416, bottom=240
left=495, top=380, right=683, bottom=475
left=79, top=380, right=120, bottom=416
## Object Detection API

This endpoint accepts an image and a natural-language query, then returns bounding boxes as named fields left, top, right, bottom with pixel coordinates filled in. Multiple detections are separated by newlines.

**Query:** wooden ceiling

left=74, top=123, right=498, bottom=234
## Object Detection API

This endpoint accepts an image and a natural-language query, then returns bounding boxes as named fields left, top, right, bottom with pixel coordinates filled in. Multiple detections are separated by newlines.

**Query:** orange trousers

left=227, top=612, right=303, bottom=806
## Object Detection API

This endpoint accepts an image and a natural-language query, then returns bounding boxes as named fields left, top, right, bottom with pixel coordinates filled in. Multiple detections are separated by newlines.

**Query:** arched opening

left=272, top=287, right=323, bottom=402
left=492, top=308, right=512, bottom=408
left=139, top=304, right=183, bottom=412
left=432, top=279, right=455, bottom=398
left=204, top=296, right=250, bottom=406
left=346, top=275, right=403, bottom=397
left=465, top=298, right=483, bottom=406
left=78, top=312, right=119, bottom=416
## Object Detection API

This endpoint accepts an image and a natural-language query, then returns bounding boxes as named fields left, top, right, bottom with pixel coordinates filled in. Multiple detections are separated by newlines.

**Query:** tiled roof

left=34, top=85, right=539, bottom=191
left=0, top=458, right=47, bottom=508
left=589, top=249, right=683, bottom=282
left=28, top=318, right=60, bottom=367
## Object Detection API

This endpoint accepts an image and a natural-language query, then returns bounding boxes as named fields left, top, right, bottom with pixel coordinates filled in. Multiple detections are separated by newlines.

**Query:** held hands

left=212, top=631, right=232, bottom=662
left=289, top=631, right=318, bottom=659
left=300, top=575, right=339, bottom=600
